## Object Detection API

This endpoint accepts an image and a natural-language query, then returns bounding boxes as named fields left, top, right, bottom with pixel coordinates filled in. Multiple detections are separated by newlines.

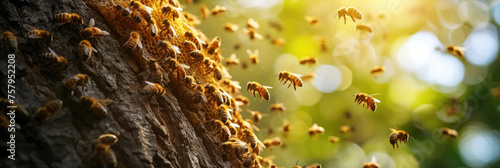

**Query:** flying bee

left=301, top=73, right=315, bottom=82
left=246, top=18, right=259, bottom=29
left=80, top=96, right=112, bottom=118
left=277, top=71, right=303, bottom=90
left=308, top=123, right=325, bottom=138
left=247, top=49, right=260, bottom=64
left=247, top=110, right=266, bottom=124
left=64, top=74, right=90, bottom=93
left=354, top=93, right=380, bottom=112
left=282, top=120, right=291, bottom=134
left=164, top=58, right=190, bottom=80
left=211, top=5, right=227, bottom=16
left=304, top=15, right=319, bottom=26
left=78, top=40, right=97, bottom=62
left=42, top=47, right=70, bottom=73
left=216, top=104, right=233, bottom=123
left=389, top=128, right=410, bottom=149
left=34, top=100, right=63, bottom=122
left=317, top=37, right=328, bottom=52
left=270, top=103, right=285, bottom=115
left=263, top=137, right=283, bottom=149
left=2, top=31, right=18, bottom=53
left=199, top=5, right=209, bottom=19
left=156, top=40, right=180, bottom=58
left=225, top=53, right=240, bottom=67
left=271, top=37, right=286, bottom=46
left=299, top=57, right=317, bottom=65
left=446, top=45, right=465, bottom=58
left=440, top=127, right=458, bottom=139
left=207, top=36, right=221, bottom=55
left=23, top=24, right=53, bottom=44
left=247, top=81, right=272, bottom=101
left=141, top=81, right=165, bottom=99
left=55, top=13, right=83, bottom=25
left=148, top=59, right=163, bottom=84
left=235, top=95, right=250, bottom=107
left=183, top=12, right=201, bottom=26
left=124, top=31, right=142, bottom=52
left=207, top=119, right=231, bottom=142
left=370, top=66, right=385, bottom=78
left=94, top=134, right=119, bottom=146
left=336, top=7, right=362, bottom=24
left=356, top=24, right=373, bottom=35
left=362, top=156, right=380, bottom=168
left=224, top=23, right=239, bottom=32
left=243, top=28, right=263, bottom=41
left=80, top=18, right=110, bottom=41
left=329, top=136, right=340, bottom=143
left=339, top=125, right=354, bottom=134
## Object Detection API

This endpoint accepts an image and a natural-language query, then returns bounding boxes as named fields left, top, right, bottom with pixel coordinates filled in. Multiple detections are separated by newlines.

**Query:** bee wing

left=256, top=138, right=266, bottom=149
left=231, top=81, right=241, bottom=89
left=370, top=156, right=377, bottom=163
left=89, top=18, right=95, bottom=27
left=137, top=38, right=143, bottom=48
left=172, top=6, right=183, bottom=12
left=83, top=45, right=92, bottom=56
left=47, top=47, right=59, bottom=57
left=230, top=122, right=240, bottom=128
left=254, top=33, right=263, bottom=40
left=95, top=30, right=110, bottom=36
left=145, top=81, right=155, bottom=85
left=196, top=37, right=206, bottom=45
left=143, top=5, right=154, bottom=14
left=97, top=99, right=112, bottom=106
left=225, top=109, right=233, bottom=120
left=178, top=63, right=190, bottom=69
left=389, top=128, right=397, bottom=133
left=23, top=24, right=37, bottom=31
left=373, top=98, right=381, bottom=103
left=201, top=94, right=208, bottom=102
left=169, top=26, right=177, bottom=37
left=171, top=45, right=181, bottom=54
left=92, top=47, right=98, bottom=53
left=262, top=86, right=272, bottom=89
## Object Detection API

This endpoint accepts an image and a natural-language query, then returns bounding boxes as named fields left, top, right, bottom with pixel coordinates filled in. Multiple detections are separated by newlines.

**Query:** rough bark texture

left=0, top=0, right=233, bottom=167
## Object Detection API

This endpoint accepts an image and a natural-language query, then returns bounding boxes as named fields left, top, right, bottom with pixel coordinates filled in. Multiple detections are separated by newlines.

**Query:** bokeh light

left=313, top=65, right=342, bottom=93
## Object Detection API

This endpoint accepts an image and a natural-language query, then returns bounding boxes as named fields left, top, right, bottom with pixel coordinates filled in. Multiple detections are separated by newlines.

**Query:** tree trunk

left=0, top=0, right=233, bottom=167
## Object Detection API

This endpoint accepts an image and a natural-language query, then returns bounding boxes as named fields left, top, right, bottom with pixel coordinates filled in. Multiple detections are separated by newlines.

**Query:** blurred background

left=184, top=0, right=500, bottom=167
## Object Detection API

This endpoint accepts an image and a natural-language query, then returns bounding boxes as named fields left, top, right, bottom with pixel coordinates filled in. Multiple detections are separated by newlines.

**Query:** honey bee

left=317, top=37, right=328, bottom=52
left=42, top=47, right=70, bottom=73
left=308, top=123, right=325, bottom=138
left=128, top=11, right=143, bottom=24
left=183, top=12, right=201, bottom=26
left=247, top=49, right=260, bottom=64
left=3, top=31, right=18, bottom=53
left=164, top=58, right=190, bottom=80
left=184, top=76, right=196, bottom=89
left=207, top=36, right=221, bottom=55
left=148, top=59, right=163, bottom=84
left=339, top=125, right=354, bottom=134
left=277, top=71, right=303, bottom=90
left=222, top=138, right=248, bottom=160
left=259, top=155, right=275, bottom=166
left=304, top=16, right=319, bottom=26
left=354, top=93, right=381, bottom=112
left=262, top=137, right=283, bottom=149
left=115, top=5, right=131, bottom=18
left=192, top=84, right=207, bottom=104
left=235, top=95, right=250, bottom=107
left=243, top=28, right=263, bottom=41
left=440, top=127, right=458, bottom=139
left=80, top=18, right=110, bottom=41
left=226, top=120, right=240, bottom=136
left=246, top=18, right=259, bottom=29
left=271, top=37, right=286, bottom=46
left=389, top=128, right=410, bottom=149
left=247, top=81, right=272, bottom=101
left=248, top=110, right=266, bottom=124
left=80, top=96, right=112, bottom=118
left=270, top=103, right=285, bottom=115
left=208, top=119, right=231, bottom=142
left=183, top=40, right=198, bottom=52
left=211, top=5, right=227, bottom=16
left=34, top=100, right=63, bottom=122
left=159, top=19, right=175, bottom=37
left=242, top=153, right=260, bottom=168
left=141, top=81, right=165, bottom=99
left=129, top=1, right=157, bottom=36
left=356, top=24, right=373, bottom=35
left=224, top=23, right=239, bottom=32
left=299, top=57, right=317, bottom=65
left=23, top=24, right=53, bottom=44
left=336, top=7, right=362, bottom=24
left=269, top=20, right=283, bottom=31
left=101, top=149, right=117, bottom=168
left=64, top=74, right=90, bottom=93
left=78, top=40, right=97, bottom=62
left=370, top=66, right=385, bottom=78
left=282, top=120, right=291, bottom=134
left=161, top=5, right=182, bottom=21
left=446, top=45, right=466, bottom=58
left=328, top=136, right=340, bottom=143
left=94, top=134, right=119, bottom=146
left=190, top=50, right=205, bottom=63
left=129, top=1, right=153, bottom=14
left=55, top=13, right=83, bottom=25
left=156, top=40, right=181, bottom=58
left=216, top=104, right=233, bottom=123
left=362, top=156, right=380, bottom=168
left=199, top=5, right=209, bottom=19
left=224, top=53, right=240, bottom=67
left=124, top=31, right=142, bottom=52
left=240, top=129, right=265, bottom=150
left=301, top=73, right=315, bottom=82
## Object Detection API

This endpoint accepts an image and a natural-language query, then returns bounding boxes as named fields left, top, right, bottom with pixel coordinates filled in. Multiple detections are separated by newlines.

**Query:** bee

left=242, top=153, right=260, bottom=168
left=223, top=53, right=240, bottom=67
left=356, top=24, right=373, bottom=35
left=259, top=155, right=275, bottom=166
left=233, top=43, right=241, bottom=50
left=225, top=120, right=240, bottom=136
left=164, top=58, right=190, bottom=80
left=128, top=11, right=143, bottom=24
left=211, top=5, right=227, bottom=16
left=190, top=50, right=205, bottom=63
left=224, top=23, right=239, bottom=32
left=329, top=136, right=340, bottom=143
left=115, top=5, right=131, bottom=18
left=80, top=96, right=112, bottom=118
left=34, top=100, right=63, bottom=122
left=183, top=12, right=201, bottom=26
left=23, top=24, right=53, bottom=44
left=269, top=20, right=283, bottom=31
left=246, top=18, right=259, bottom=29
left=192, top=84, right=207, bottom=104
left=207, top=36, right=221, bottom=55
left=216, top=105, right=233, bottom=123
left=184, top=76, right=196, bottom=89
left=207, top=119, right=231, bottom=142
left=446, top=45, right=466, bottom=58
left=141, top=81, right=165, bottom=99
left=78, top=40, right=97, bottom=62
left=247, top=49, right=260, bottom=64
left=243, top=28, right=263, bottom=41
left=94, top=134, right=119, bottom=146
left=354, top=93, right=381, bottom=112
left=304, top=15, right=319, bottom=26
left=308, top=123, right=325, bottom=138
left=156, top=40, right=181, bottom=58
left=362, top=156, right=380, bottom=168
left=294, top=162, right=322, bottom=168
left=440, top=127, right=458, bottom=139
left=240, top=129, right=265, bottom=150
left=235, top=95, right=250, bottom=107
left=124, top=31, right=142, bottom=52
left=270, top=103, right=285, bottom=115
left=200, top=5, right=209, bottom=19
left=222, top=138, right=248, bottom=160
left=129, top=1, right=153, bottom=13
left=277, top=71, right=303, bottom=90
left=129, top=1, right=157, bottom=36
left=263, top=137, right=283, bottom=149
left=55, top=13, right=83, bottom=25
left=317, top=37, right=328, bottom=52
left=246, top=81, right=272, bottom=101
left=80, top=18, right=110, bottom=41
left=64, top=74, right=90, bottom=93
left=101, top=149, right=117, bottom=168
left=248, top=110, right=266, bottom=124
left=282, top=120, right=291, bottom=134
left=299, top=57, right=317, bottom=65
left=148, top=59, right=163, bottom=84
left=184, top=40, right=198, bottom=52
left=2, top=31, right=18, bottom=53
left=42, top=47, right=70, bottom=73
left=271, top=37, right=286, bottom=46
left=336, top=7, right=362, bottom=24
left=0, top=98, right=30, bottom=124
left=370, top=66, right=385, bottom=78
left=339, top=125, right=354, bottom=134
left=161, top=5, right=182, bottom=21
left=301, top=73, right=315, bottom=82
left=389, top=128, right=410, bottom=149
